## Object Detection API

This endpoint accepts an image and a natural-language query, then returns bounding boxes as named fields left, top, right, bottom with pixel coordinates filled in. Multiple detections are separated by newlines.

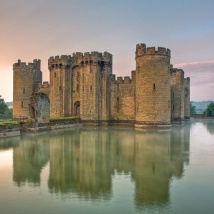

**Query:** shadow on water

left=11, top=125, right=191, bottom=207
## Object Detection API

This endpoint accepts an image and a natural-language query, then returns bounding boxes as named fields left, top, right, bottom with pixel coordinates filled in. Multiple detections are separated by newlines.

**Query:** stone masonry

left=13, top=43, right=190, bottom=128
left=13, top=59, right=42, bottom=118
left=171, top=67, right=185, bottom=122
left=135, top=44, right=171, bottom=128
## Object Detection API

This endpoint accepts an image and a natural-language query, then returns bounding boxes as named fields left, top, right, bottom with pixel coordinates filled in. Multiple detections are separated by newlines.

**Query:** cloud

left=174, top=60, right=214, bottom=85
left=174, top=60, right=214, bottom=101
left=174, top=60, right=214, bottom=73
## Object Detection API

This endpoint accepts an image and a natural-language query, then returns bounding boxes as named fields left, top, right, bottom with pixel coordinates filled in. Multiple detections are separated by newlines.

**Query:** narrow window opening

left=172, top=105, right=174, bottom=111
left=59, top=86, right=62, bottom=91
left=23, top=88, right=25, bottom=94
left=117, top=97, right=119, bottom=112
left=21, top=101, right=24, bottom=108
left=90, top=85, right=92, bottom=92
left=54, top=72, right=56, bottom=78
left=76, top=84, right=79, bottom=92
left=153, top=83, right=156, bottom=91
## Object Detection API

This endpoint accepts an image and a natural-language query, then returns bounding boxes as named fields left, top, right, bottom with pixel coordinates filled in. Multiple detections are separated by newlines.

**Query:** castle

left=13, top=43, right=190, bottom=128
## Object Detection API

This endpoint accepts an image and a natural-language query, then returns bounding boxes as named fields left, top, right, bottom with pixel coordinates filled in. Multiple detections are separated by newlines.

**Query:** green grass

left=0, top=121, right=18, bottom=125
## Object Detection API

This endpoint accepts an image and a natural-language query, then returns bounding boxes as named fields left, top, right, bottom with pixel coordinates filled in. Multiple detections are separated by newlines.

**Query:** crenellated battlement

left=37, top=81, right=49, bottom=90
left=72, top=51, right=112, bottom=65
left=171, top=68, right=184, bottom=75
left=49, top=51, right=112, bottom=68
left=13, top=59, right=41, bottom=70
left=48, top=55, right=72, bottom=68
left=136, top=43, right=171, bottom=58
left=111, top=76, right=132, bottom=85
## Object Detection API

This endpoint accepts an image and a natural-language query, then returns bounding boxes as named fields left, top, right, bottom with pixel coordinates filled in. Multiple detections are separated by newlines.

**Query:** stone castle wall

left=110, top=73, right=135, bottom=121
left=37, top=81, right=50, bottom=98
left=13, top=59, right=42, bottom=118
left=29, top=92, right=50, bottom=124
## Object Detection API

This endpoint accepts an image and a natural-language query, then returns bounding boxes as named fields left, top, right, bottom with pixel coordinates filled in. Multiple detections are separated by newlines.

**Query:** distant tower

left=13, top=59, right=42, bottom=118
left=75, top=51, right=112, bottom=122
left=48, top=55, right=72, bottom=118
left=135, top=44, right=171, bottom=128
left=171, top=68, right=185, bottom=122
left=184, top=77, right=190, bottom=119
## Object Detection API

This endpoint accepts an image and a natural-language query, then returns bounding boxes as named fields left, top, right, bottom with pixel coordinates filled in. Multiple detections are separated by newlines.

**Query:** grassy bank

left=0, top=121, right=18, bottom=125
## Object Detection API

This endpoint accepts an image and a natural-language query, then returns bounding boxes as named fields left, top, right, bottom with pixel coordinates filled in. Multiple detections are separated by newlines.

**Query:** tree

left=190, top=102, right=197, bottom=115
left=0, top=95, right=12, bottom=118
left=204, top=102, right=214, bottom=117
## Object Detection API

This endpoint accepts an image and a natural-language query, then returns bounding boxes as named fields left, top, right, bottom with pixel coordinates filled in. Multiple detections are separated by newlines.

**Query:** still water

left=0, top=121, right=214, bottom=214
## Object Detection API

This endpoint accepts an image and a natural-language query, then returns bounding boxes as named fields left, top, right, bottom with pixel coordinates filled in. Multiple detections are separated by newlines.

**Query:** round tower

left=135, top=44, right=171, bottom=128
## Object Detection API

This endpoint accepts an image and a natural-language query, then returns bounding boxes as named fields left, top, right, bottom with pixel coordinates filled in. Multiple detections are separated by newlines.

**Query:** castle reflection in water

left=11, top=125, right=191, bottom=207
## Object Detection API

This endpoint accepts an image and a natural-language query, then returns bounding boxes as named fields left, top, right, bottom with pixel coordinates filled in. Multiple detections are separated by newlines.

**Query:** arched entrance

left=74, top=101, right=80, bottom=117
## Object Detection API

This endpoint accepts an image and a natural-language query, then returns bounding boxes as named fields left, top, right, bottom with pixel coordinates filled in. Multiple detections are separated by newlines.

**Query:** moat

left=0, top=121, right=214, bottom=214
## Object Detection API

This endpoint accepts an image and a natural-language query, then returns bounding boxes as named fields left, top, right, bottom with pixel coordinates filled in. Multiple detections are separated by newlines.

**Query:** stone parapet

left=136, top=43, right=171, bottom=58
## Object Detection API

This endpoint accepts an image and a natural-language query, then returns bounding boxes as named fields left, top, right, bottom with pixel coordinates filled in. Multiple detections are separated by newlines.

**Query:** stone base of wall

left=0, top=131, right=20, bottom=138
left=21, top=123, right=82, bottom=132
left=82, top=120, right=135, bottom=126
left=82, top=120, right=110, bottom=126
left=172, top=118, right=185, bottom=124
left=135, top=122, right=171, bottom=129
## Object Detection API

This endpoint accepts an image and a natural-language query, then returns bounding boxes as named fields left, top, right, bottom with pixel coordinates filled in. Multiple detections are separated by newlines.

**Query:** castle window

left=153, top=83, right=156, bottom=91
left=172, top=105, right=174, bottom=111
left=59, top=86, right=62, bottom=91
left=117, top=97, right=119, bottom=112
left=23, top=88, right=25, bottom=94
left=172, top=92, right=174, bottom=98
left=185, top=88, right=188, bottom=96
left=21, top=101, right=24, bottom=108
left=54, top=72, right=56, bottom=78
left=76, top=84, right=79, bottom=92
left=90, top=85, right=92, bottom=92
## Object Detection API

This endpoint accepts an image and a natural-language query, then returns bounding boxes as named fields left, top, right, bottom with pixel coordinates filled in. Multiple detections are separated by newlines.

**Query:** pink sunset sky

left=0, top=0, right=213, bottom=102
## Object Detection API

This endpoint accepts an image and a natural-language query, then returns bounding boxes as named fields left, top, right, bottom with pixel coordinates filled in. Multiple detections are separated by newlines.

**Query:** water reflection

left=203, top=120, right=214, bottom=134
left=48, top=129, right=112, bottom=200
left=0, top=137, right=20, bottom=151
left=13, top=134, right=50, bottom=186
left=12, top=125, right=190, bottom=206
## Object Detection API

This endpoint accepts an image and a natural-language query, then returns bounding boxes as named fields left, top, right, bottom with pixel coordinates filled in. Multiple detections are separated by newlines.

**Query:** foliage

left=190, top=102, right=197, bottom=115
left=0, top=97, right=13, bottom=118
left=204, top=102, right=214, bottom=117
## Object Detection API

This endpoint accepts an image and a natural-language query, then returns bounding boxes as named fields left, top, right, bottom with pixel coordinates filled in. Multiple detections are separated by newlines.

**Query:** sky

left=0, top=0, right=213, bottom=102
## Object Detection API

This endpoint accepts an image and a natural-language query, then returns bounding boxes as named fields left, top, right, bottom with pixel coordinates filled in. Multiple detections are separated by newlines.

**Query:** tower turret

left=171, top=68, right=185, bottom=122
left=135, top=44, right=171, bottom=128
left=48, top=55, right=72, bottom=118
left=13, top=59, right=42, bottom=118
left=77, top=51, right=112, bottom=122
left=184, top=77, right=190, bottom=119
